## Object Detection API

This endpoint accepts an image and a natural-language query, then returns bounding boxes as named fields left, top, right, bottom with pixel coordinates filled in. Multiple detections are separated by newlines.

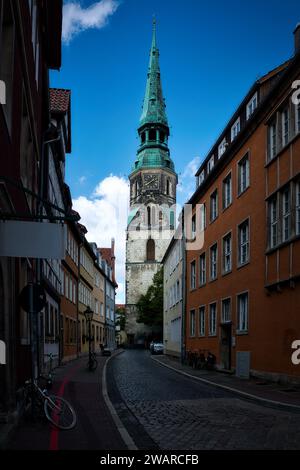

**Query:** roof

left=50, top=88, right=71, bottom=113
left=98, top=248, right=114, bottom=267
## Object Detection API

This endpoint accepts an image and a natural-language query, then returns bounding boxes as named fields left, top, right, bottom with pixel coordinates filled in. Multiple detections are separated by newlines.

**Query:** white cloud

left=79, top=175, right=87, bottom=185
left=72, top=175, right=129, bottom=304
left=177, top=156, right=201, bottom=204
left=62, top=0, right=119, bottom=44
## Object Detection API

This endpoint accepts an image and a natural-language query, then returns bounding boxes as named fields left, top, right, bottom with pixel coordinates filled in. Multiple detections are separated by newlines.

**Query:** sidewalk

left=152, top=355, right=300, bottom=411
left=5, top=351, right=127, bottom=450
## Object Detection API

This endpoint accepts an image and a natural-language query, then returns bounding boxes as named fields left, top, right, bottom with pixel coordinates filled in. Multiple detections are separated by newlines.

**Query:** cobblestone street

left=108, top=350, right=300, bottom=450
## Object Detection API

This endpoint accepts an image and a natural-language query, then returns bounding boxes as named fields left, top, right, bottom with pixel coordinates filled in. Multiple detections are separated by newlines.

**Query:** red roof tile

left=50, top=88, right=71, bottom=113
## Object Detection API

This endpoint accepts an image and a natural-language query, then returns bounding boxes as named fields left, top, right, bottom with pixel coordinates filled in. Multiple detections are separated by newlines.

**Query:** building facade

left=99, top=240, right=117, bottom=350
left=125, top=21, right=177, bottom=345
left=0, top=0, right=62, bottom=423
left=162, top=234, right=184, bottom=358
left=91, top=244, right=106, bottom=351
left=185, top=27, right=300, bottom=383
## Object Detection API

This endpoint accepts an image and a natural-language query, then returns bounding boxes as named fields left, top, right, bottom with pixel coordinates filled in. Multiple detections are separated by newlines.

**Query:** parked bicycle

left=87, top=351, right=98, bottom=371
left=24, top=377, right=77, bottom=430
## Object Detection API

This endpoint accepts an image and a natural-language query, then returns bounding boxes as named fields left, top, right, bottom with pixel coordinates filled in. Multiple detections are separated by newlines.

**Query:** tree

left=115, top=306, right=126, bottom=331
left=136, top=268, right=163, bottom=327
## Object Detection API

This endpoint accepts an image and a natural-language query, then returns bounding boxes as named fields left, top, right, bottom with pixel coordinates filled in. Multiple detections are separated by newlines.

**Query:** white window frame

left=296, top=103, right=300, bottom=134
left=199, top=306, right=205, bottom=337
left=231, top=117, right=240, bottom=141
left=190, top=310, right=196, bottom=337
left=221, top=298, right=231, bottom=323
left=209, top=303, right=217, bottom=336
left=210, top=243, right=218, bottom=281
left=223, top=172, right=232, bottom=209
left=238, top=219, right=250, bottom=266
left=207, top=155, right=214, bottom=173
left=190, top=260, right=196, bottom=290
left=218, top=138, right=227, bottom=158
left=246, top=92, right=258, bottom=120
left=281, top=107, right=290, bottom=147
left=223, top=233, right=232, bottom=274
left=269, top=197, right=278, bottom=248
left=238, top=153, right=250, bottom=195
left=282, top=186, right=291, bottom=242
left=198, top=170, right=205, bottom=185
left=199, top=252, right=206, bottom=286
left=237, top=292, right=249, bottom=333
left=210, top=189, right=218, bottom=222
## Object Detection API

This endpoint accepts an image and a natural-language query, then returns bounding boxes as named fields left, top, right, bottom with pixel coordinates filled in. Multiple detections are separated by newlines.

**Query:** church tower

left=125, top=19, right=177, bottom=345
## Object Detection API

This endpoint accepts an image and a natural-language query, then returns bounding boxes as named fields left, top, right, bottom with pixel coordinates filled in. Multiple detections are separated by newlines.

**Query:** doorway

left=220, top=323, right=232, bottom=370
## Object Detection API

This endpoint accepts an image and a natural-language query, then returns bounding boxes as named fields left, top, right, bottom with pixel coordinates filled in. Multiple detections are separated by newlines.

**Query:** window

left=269, top=197, right=278, bottom=248
left=199, top=253, right=206, bottom=286
left=207, top=155, right=214, bottom=173
left=231, top=117, right=240, bottom=141
left=223, top=233, right=232, bottom=273
left=237, top=293, right=248, bottom=332
left=191, top=214, right=196, bottom=240
left=238, top=153, right=250, bottom=194
left=190, top=310, right=196, bottom=337
left=218, top=138, right=227, bottom=158
left=149, top=129, right=156, bottom=141
left=268, top=122, right=277, bottom=160
left=198, top=170, right=205, bottom=186
left=210, top=190, right=218, bottom=222
left=281, top=108, right=290, bottom=147
left=296, top=182, right=300, bottom=236
left=146, top=238, right=155, bottom=261
left=209, top=303, right=217, bottom=336
left=190, top=260, right=196, bottom=289
left=238, top=219, right=250, bottom=266
left=282, top=187, right=291, bottom=242
left=199, top=307, right=205, bottom=337
left=199, top=203, right=206, bottom=231
left=0, top=0, right=15, bottom=133
left=223, top=173, right=232, bottom=209
left=222, top=298, right=231, bottom=323
left=210, top=244, right=218, bottom=280
left=296, top=103, right=300, bottom=134
left=246, top=92, right=258, bottom=120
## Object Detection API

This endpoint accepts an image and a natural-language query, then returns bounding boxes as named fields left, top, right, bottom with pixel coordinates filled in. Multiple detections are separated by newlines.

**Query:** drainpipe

left=181, top=221, right=186, bottom=364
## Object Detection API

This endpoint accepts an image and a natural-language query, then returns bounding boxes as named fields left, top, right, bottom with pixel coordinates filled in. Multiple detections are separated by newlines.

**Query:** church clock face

left=144, top=174, right=159, bottom=190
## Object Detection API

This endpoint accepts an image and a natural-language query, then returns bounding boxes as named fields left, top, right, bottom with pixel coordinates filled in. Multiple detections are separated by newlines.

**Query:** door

left=220, top=323, right=232, bottom=370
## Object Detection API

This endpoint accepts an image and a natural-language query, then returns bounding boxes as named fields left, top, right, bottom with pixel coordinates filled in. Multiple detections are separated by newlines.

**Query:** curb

left=151, top=356, right=300, bottom=413
left=102, top=350, right=138, bottom=450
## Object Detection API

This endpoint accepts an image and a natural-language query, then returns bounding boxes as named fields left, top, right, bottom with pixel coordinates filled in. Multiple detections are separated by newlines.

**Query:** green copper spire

left=131, top=19, right=176, bottom=174
left=140, top=17, right=168, bottom=127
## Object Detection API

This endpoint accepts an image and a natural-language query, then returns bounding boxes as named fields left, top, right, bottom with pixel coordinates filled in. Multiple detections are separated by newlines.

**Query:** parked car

left=151, top=342, right=164, bottom=355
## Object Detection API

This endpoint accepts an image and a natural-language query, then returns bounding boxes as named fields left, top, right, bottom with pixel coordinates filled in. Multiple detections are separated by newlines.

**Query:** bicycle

left=24, top=378, right=77, bottom=430
left=44, top=353, right=58, bottom=389
left=87, top=351, right=98, bottom=371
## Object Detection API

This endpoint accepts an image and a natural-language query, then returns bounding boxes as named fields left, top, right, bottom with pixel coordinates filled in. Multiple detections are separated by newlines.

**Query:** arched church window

left=149, top=129, right=156, bottom=141
left=146, top=238, right=155, bottom=261
left=147, top=206, right=151, bottom=227
left=167, top=179, right=170, bottom=196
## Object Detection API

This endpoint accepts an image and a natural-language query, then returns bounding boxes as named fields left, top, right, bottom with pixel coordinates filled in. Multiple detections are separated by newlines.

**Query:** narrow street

left=108, top=350, right=300, bottom=450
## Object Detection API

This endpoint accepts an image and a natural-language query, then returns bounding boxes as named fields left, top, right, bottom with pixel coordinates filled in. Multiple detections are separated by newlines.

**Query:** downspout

left=181, top=223, right=186, bottom=364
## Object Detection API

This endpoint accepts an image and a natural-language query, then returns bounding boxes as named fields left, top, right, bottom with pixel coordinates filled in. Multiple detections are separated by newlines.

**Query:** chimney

left=294, top=23, right=300, bottom=55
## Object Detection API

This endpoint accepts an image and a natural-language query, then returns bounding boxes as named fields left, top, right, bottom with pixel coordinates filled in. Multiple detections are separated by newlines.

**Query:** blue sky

left=51, top=0, right=300, bottom=302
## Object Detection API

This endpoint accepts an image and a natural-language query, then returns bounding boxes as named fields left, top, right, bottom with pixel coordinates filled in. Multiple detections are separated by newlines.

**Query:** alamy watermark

left=292, top=80, right=300, bottom=105
left=291, top=340, right=300, bottom=365
left=0, top=340, right=5, bottom=365
left=0, top=80, right=6, bottom=105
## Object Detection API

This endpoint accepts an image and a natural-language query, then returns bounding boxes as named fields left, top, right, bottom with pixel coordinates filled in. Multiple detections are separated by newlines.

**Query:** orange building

left=185, top=27, right=300, bottom=383
left=60, top=203, right=81, bottom=362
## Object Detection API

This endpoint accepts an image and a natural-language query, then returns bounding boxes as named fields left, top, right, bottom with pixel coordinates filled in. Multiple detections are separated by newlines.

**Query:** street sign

left=19, top=283, right=47, bottom=313
left=0, top=220, right=66, bottom=259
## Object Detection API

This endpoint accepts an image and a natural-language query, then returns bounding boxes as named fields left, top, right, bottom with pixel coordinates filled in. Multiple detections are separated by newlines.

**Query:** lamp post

left=84, top=306, right=94, bottom=371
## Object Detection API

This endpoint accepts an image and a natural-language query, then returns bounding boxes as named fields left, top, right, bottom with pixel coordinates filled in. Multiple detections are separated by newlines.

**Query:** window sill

left=237, top=186, right=250, bottom=199
left=199, top=282, right=206, bottom=288
left=266, top=234, right=300, bottom=255
left=237, top=260, right=250, bottom=270
left=222, top=202, right=233, bottom=213
left=222, top=269, right=232, bottom=277
left=265, top=132, right=300, bottom=168
left=209, top=216, right=218, bottom=225
left=208, top=333, right=217, bottom=337
left=209, top=277, right=218, bottom=283
left=236, top=330, right=248, bottom=336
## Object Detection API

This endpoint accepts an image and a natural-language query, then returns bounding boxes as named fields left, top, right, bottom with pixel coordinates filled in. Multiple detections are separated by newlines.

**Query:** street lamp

left=84, top=306, right=94, bottom=370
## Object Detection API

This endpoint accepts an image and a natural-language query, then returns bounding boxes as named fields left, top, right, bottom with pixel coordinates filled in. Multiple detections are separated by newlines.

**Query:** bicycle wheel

left=44, top=395, right=77, bottom=430
left=88, top=357, right=98, bottom=371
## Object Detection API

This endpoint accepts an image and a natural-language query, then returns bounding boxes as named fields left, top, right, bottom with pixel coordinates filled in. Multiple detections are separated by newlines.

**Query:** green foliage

left=115, top=307, right=126, bottom=331
left=136, top=268, right=163, bottom=327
